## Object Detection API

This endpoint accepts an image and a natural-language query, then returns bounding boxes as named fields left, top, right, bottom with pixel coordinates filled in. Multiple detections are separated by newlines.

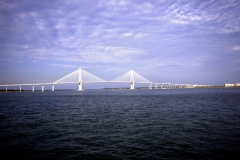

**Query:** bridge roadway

left=0, top=81, right=206, bottom=92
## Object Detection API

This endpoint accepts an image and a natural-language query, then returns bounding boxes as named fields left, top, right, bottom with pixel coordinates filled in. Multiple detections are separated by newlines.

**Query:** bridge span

left=0, top=68, right=212, bottom=92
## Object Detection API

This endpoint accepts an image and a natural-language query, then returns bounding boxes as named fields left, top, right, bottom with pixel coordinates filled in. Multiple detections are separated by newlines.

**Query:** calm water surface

left=0, top=88, right=240, bottom=159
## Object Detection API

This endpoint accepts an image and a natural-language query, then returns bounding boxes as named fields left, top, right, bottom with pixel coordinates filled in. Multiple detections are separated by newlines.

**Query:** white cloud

left=29, top=45, right=147, bottom=64
left=232, top=46, right=240, bottom=51
left=121, top=32, right=133, bottom=37
left=1, top=0, right=240, bottom=72
left=32, top=60, right=39, bottom=63
left=170, top=19, right=189, bottom=24
left=51, top=63, right=80, bottom=68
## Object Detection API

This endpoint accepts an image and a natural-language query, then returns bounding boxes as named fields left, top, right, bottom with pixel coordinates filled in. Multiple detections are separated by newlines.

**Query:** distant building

left=225, top=83, right=235, bottom=87
left=235, top=83, right=240, bottom=87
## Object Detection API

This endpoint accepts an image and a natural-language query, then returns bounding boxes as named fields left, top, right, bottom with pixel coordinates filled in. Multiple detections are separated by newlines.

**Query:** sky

left=0, top=0, right=240, bottom=89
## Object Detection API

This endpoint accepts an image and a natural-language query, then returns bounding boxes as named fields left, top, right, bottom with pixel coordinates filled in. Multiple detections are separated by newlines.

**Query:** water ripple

left=0, top=88, right=240, bottom=159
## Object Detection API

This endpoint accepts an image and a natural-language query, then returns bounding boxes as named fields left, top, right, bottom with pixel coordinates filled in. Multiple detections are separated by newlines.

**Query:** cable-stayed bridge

left=0, top=68, right=212, bottom=92
left=109, top=69, right=152, bottom=89
left=53, top=68, right=106, bottom=90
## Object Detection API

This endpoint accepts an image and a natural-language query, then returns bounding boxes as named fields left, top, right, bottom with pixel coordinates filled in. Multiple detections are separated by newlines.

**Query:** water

left=0, top=88, right=240, bottom=159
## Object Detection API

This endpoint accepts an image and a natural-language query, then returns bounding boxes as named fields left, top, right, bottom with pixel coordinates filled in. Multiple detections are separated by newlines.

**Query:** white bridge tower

left=130, top=69, right=134, bottom=89
left=78, top=68, right=83, bottom=90
left=110, top=69, right=151, bottom=89
left=53, top=68, right=105, bottom=91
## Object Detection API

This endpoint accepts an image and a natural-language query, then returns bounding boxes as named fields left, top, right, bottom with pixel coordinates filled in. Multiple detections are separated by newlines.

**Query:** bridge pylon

left=78, top=68, right=83, bottom=90
left=53, top=68, right=105, bottom=90
left=130, top=69, right=134, bottom=89
left=110, top=69, right=151, bottom=89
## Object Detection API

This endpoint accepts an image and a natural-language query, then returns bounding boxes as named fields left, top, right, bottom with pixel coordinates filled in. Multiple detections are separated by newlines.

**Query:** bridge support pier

left=78, top=82, right=82, bottom=90
left=149, top=83, right=152, bottom=89
left=52, top=84, right=54, bottom=91
left=42, top=84, right=44, bottom=92
left=130, top=82, right=134, bottom=89
left=6, top=86, right=7, bottom=92
left=20, top=86, right=21, bottom=92
left=32, top=85, right=34, bottom=92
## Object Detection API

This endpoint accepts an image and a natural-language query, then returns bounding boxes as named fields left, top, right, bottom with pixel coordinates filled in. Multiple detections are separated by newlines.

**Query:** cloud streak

left=233, top=46, right=240, bottom=51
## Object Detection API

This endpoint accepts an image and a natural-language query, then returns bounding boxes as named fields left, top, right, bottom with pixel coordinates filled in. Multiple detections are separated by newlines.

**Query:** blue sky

left=0, top=0, right=240, bottom=89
